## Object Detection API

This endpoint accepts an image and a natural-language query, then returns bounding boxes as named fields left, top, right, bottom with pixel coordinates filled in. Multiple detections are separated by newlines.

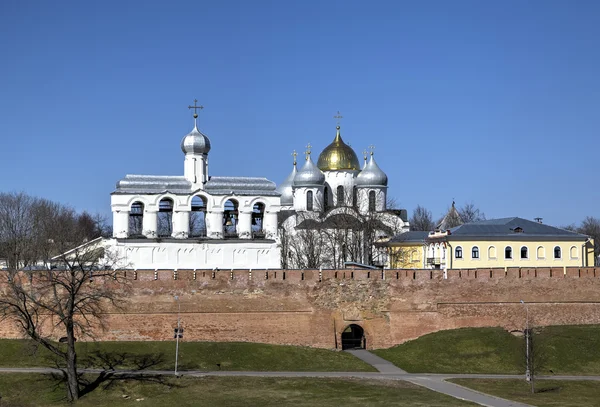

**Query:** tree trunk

left=66, top=320, right=79, bottom=401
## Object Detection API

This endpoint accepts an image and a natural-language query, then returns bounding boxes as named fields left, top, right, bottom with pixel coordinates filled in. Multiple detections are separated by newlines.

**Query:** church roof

left=445, top=217, right=589, bottom=241
left=204, top=176, right=279, bottom=196
left=114, top=175, right=192, bottom=194
left=113, top=175, right=279, bottom=196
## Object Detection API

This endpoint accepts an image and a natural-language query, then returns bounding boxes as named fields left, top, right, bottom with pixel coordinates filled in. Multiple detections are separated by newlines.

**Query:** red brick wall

left=2, top=267, right=600, bottom=349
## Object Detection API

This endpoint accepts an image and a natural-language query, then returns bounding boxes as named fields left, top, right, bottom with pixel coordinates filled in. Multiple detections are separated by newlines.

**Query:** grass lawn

left=373, top=325, right=600, bottom=374
left=373, top=327, right=522, bottom=374
left=0, top=339, right=375, bottom=372
left=0, top=374, right=478, bottom=407
left=449, top=379, right=600, bottom=407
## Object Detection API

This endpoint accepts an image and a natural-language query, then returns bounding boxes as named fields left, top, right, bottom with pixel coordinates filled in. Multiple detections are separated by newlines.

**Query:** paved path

left=345, top=349, right=407, bottom=374
left=4, top=366, right=600, bottom=406
left=345, top=349, right=531, bottom=407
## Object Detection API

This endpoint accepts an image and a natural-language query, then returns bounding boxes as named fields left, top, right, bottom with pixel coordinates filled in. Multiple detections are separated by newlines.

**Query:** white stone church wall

left=110, top=239, right=280, bottom=270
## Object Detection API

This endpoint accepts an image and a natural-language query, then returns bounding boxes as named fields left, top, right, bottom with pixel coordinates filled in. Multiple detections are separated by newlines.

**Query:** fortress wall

left=1, top=267, right=600, bottom=349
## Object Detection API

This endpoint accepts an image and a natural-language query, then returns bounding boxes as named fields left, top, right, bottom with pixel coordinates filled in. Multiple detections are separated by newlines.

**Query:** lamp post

left=520, top=300, right=530, bottom=382
left=174, top=295, right=182, bottom=376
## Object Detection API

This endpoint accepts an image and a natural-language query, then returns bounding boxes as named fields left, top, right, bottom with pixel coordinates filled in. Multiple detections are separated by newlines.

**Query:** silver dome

left=277, top=164, right=297, bottom=206
left=181, top=125, right=211, bottom=155
left=356, top=154, right=388, bottom=186
left=293, top=155, right=325, bottom=187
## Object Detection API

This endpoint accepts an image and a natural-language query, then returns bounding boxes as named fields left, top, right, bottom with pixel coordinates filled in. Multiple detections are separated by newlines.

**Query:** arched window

left=472, top=246, right=479, bottom=259
left=223, top=199, right=239, bottom=237
left=570, top=246, right=578, bottom=259
left=323, top=187, right=330, bottom=211
left=306, top=191, right=313, bottom=211
left=252, top=202, right=265, bottom=238
left=488, top=246, right=497, bottom=259
left=157, top=198, right=174, bottom=237
left=368, top=191, right=376, bottom=212
left=455, top=246, right=463, bottom=259
left=520, top=246, right=528, bottom=259
left=505, top=246, right=513, bottom=259
left=129, top=201, right=144, bottom=237
left=537, top=246, right=545, bottom=259
left=554, top=246, right=561, bottom=259
left=189, top=195, right=207, bottom=237
left=337, top=185, right=345, bottom=206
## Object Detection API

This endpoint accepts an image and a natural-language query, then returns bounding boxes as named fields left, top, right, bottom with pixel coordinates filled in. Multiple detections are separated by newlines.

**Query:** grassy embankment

left=0, top=340, right=375, bottom=372
left=0, top=374, right=478, bottom=407
left=449, top=379, right=600, bottom=407
left=373, top=325, right=600, bottom=374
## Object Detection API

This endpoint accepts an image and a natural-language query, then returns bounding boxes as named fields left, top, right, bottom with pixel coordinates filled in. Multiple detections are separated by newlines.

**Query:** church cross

left=368, top=144, right=375, bottom=156
left=188, top=99, right=204, bottom=119
left=362, top=149, right=368, bottom=161
left=333, top=111, right=343, bottom=126
left=292, top=150, right=297, bottom=165
left=305, top=143, right=312, bottom=160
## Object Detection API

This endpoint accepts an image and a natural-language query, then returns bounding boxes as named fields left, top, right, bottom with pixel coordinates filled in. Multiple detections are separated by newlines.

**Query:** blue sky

left=1, top=0, right=599, bottom=226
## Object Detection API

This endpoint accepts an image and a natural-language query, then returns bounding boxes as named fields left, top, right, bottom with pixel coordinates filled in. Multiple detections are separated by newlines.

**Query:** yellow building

left=384, top=231, right=428, bottom=268
left=386, top=217, right=595, bottom=269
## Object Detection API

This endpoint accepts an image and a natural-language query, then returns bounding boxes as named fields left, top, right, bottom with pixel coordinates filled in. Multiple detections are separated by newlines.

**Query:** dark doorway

left=341, top=324, right=365, bottom=350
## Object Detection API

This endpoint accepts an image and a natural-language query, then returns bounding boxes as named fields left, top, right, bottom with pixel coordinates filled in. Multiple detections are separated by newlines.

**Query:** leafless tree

left=280, top=190, right=405, bottom=268
left=410, top=205, right=434, bottom=231
left=0, top=192, right=128, bottom=401
left=458, top=202, right=486, bottom=223
left=578, top=216, right=600, bottom=264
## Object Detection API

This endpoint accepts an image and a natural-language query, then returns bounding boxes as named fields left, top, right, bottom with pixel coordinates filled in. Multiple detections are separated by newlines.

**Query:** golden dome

left=317, top=126, right=360, bottom=171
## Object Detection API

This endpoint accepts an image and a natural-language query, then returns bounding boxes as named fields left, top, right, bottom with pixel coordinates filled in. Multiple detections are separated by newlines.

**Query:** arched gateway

left=341, top=324, right=365, bottom=350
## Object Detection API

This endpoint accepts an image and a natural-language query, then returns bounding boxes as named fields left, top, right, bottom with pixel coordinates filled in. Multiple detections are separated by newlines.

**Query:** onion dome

left=277, top=160, right=297, bottom=206
left=317, top=126, right=360, bottom=171
left=356, top=153, right=388, bottom=187
left=181, top=125, right=211, bottom=155
left=294, top=153, right=325, bottom=187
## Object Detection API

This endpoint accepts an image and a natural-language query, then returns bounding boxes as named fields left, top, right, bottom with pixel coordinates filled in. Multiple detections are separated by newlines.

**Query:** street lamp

left=520, top=300, right=530, bottom=382
left=174, top=295, right=183, bottom=376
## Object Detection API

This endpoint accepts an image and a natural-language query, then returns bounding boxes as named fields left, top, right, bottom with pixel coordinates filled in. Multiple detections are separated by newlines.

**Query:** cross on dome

left=368, top=144, right=375, bottom=156
left=305, top=143, right=312, bottom=160
left=292, top=150, right=297, bottom=166
left=188, top=99, right=204, bottom=126
left=333, top=111, right=343, bottom=127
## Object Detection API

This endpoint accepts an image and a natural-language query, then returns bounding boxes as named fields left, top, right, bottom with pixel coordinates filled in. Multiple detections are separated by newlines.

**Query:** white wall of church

left=293, top=187, right=324, bottom=212
left=110, top=239, right=280, bottom=270
left=323, top=170, right=359, bottom=207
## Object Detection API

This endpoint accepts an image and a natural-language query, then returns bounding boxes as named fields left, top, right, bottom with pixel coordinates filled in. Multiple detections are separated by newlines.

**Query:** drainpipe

left=446, top=242, right=452, bottom=277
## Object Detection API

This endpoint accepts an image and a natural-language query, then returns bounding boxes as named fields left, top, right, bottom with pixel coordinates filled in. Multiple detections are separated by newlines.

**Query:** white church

left=105, top=105, right=408, bottom=270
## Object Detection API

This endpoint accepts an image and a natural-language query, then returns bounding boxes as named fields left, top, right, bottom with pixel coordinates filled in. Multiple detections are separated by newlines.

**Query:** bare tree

left=578, top=216, right=600, bottom=264
left=458, top=202, right=486, bottom=224
left=410, top=205, right=434, bottom=231
left=0, top=192, right=128, bottom=401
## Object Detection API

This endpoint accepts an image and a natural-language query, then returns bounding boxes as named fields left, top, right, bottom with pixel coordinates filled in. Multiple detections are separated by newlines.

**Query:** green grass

left=373, top=325, right=600, bottom=374
left=0, top=339, right=375, bottom=372
left=449, top=379, right=600, bottom=407
left=373, top=327, right=523, bottom=374
left=0, top=374, right=478, bottom=407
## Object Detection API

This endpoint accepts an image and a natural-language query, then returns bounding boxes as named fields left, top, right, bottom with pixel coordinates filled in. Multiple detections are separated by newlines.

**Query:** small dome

left=356, top=154, right=388, bottom=187
left=317, top=126, right=360, bottom=171
left=181, top=125, right=211, bottom=155
left=277, top=163, right=297, bottom=206
left=294, top=155, right=325, bottom=187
